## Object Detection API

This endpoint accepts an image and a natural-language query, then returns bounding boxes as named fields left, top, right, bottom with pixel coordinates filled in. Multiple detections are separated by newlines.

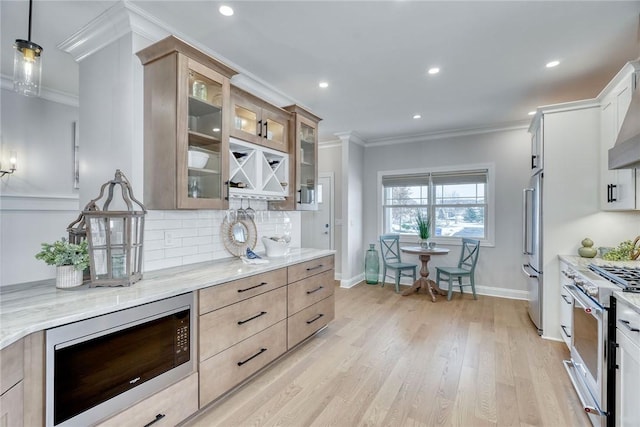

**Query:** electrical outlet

left=164, top=231, right=176, bottom=247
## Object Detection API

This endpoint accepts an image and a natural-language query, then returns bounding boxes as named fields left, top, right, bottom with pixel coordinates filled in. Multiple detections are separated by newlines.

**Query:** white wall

left=0, top=88, right=81, bottom=285
left=362, top=127, right=532, bottom=298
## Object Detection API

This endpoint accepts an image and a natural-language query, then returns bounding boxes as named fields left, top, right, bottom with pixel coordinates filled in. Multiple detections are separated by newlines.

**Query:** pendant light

left=13, top=0, right=43, bottom=97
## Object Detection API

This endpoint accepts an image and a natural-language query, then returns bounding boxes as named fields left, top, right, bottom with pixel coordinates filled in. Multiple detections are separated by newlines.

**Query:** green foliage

left=602, top=240, right=634, bottom=261
left=416, top=211, right=430, bottom=239
left=35, top=238, right=89, bottom=271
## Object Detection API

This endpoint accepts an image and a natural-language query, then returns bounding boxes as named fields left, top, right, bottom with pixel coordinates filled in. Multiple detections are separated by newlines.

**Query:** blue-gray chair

left=435, top=238, right=480, bottom=300
left=379, top=234, right=417, bottom=293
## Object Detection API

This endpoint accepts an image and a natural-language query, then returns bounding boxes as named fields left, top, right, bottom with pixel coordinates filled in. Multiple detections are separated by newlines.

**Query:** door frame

left=318, top=172, right=335, bottom=250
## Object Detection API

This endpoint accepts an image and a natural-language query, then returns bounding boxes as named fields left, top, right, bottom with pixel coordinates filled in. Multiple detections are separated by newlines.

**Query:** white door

left=301, top=174, right=333, bottom=249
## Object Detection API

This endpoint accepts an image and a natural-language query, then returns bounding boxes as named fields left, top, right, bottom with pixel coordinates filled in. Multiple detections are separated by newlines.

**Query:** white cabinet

left=599, top=64, right=640, bottom=211
left=614, top=297, right=640, bottom=426
left=530, top=116, right=543, bottom=175
left=229, top=138, right=289, bottom=200
left=559, top=262, right=573, bottom=348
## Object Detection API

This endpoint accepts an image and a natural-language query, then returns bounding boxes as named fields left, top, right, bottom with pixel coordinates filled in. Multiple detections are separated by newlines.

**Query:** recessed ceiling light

left=219, top=5, right=234, bottom=16
left=528, top=111, right=536, bottom=116
left=413, top=114, right=422, bottom=119
left=318, top=81, right=329, bottom=89
left=427, top=67, right=440, bottom=75
left=546, top=60, right=560, bottom=68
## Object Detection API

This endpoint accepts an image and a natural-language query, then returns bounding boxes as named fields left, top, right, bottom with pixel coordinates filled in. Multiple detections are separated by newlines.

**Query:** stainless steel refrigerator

left=522, top=171, right=543, bottom=335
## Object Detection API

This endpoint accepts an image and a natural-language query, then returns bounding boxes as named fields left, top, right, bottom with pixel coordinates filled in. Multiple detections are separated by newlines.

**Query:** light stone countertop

left=0, top=248, right=335, bottom=350
left=614, top=291, right=640, bottom=315
left=558, top=254, right=640, bottom=312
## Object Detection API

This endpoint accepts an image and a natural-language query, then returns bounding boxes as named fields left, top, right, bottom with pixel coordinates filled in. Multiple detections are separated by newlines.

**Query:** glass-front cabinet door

left=185, top=62, right=225, bottom=206
left=297, top=117, right=318, bottom=210
left=137, top=36, right=236, bottom=210
left=230, top=86, right=290, bottom=153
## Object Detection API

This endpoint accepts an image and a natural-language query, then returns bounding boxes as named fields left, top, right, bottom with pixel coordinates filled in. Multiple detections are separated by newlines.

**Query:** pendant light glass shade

left=13, top=0, right=43, bottom=97
left=13, top=39, right=42, bottom=96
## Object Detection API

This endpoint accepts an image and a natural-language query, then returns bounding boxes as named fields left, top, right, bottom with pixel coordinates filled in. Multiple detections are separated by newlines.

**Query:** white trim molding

left=0, top=194, right=80, bottom=211
left=340, top=273, right=365, bottom=289
left=1, top=76, right=79, bottom=107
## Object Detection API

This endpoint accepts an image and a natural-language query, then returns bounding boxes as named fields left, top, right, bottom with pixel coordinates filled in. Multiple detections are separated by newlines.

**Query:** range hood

left=608, top=72, right=640, bottom=169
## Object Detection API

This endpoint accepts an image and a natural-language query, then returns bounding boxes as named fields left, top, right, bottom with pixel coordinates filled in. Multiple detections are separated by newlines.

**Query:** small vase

left=56, top=265, right=83, bottom=289
left=364, top=244, right=379, bottom=285
left=420, top=239, right=430, bottom=249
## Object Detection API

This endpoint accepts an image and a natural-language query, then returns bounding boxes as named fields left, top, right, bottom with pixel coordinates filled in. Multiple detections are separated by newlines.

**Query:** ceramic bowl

left=188, top=150, right=209, bottom=168
left=262, top=236, right=289, bottom=257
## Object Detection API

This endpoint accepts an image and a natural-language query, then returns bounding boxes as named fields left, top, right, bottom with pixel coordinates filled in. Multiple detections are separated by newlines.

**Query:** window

left=381, top=167, right=491, bottom=242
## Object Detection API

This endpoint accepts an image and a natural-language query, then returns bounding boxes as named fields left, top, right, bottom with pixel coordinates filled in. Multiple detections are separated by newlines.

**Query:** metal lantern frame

left=84, top=170, right=146, bottom=287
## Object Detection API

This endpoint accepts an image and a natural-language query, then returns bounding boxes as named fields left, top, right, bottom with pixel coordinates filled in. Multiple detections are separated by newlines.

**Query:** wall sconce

left=0, top=151, right=18, bottom=177
left=13, top=0, right=43, bottom=97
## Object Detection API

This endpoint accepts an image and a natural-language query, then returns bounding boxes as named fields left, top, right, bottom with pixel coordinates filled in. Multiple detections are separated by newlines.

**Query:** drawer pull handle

left=561, top=294, right=572, bottom=304
left=238, top=311, right=267, bottom=325
left=306, top=286, right=324, bottom=294
left=144, top=413, right=166, bottom=427
left=619, top=319, right=640, bottom=332
left=306, top=264, right=323, bottom=271
left=238, top=282, right=268, bottom=293
left=561, top=324, right=572, bottom=338
left=306, top=313, right=324, bottom=324
left=238, top=348, right=267, bottom=366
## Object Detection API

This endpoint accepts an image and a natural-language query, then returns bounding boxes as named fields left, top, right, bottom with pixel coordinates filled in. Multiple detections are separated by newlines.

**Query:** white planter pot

left=56, top=265, right=83, bottom=289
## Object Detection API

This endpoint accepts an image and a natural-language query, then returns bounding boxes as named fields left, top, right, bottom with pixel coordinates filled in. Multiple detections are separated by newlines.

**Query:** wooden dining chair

left=379, top=234, right=417, bottom=293
left=435, top=238, right=481, bottom=300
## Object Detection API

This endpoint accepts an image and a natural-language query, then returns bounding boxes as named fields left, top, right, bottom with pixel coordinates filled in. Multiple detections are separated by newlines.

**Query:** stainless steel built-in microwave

left=45, top=292, right=195, bottom=427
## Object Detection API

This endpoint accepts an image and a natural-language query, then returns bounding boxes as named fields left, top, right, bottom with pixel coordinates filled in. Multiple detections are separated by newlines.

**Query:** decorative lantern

left=84, top=170, right=146, bottom=287
left=67, top=212, right=91, bottom=281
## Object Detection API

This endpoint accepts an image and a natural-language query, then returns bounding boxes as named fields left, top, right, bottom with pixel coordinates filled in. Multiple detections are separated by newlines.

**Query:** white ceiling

left=2, top=0, right=640, bottom=143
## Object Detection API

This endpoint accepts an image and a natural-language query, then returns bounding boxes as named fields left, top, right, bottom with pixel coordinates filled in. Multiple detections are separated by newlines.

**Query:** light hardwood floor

left=186, top=282, right=590, bottom=427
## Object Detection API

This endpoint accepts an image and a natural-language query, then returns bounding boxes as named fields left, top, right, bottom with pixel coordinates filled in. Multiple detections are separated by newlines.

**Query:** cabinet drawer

left=199, top=268, right=286, bottom=313
left=0, top=381, right=23, bottom=427
left=200, top=320, right=286, bottom=407
left=97, top=372, right=198, bottom=427
left=288, top=269, right=334, bottom=315
left=287, top=256, right=334, bottom=284
left=617, top=299, right=640, bottom=347
left=200, top=287, right=287, bottom=361
left=287, top=294, right=334, bottom=349
left=0, top=338, right=23, bottom=395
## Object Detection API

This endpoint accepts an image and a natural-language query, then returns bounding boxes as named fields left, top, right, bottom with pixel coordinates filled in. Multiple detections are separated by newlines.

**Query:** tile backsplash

left=143, top=199, right=300, bottom=272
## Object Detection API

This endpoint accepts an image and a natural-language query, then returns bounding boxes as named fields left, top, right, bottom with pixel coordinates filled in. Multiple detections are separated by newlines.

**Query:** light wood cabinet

left=230, top=86, right=290, bottom=153
left=199, top=268, right=287, bottom=313
left=286, top=255, right=335, bottom=349
left=96, top=373, right=198, bottom=427
left=199, top=320, right=287, bottom=407
left=599, top=64, right=639, bottom=211
left=614, top=298, right=640, bottom=426
left=137, top=35, right=238, bottom=209
left=1, top=339, right=24, bottom=427
left=270, top=105, right=322, bottom=211
left=199, top=287, right=287, bottom=361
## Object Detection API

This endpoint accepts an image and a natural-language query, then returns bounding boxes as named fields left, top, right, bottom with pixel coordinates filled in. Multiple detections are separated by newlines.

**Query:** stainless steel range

left=562, top=263, right=640, bottom=427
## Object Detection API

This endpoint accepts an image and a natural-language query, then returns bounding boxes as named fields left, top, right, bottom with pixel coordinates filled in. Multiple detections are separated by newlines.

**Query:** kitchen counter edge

left=0, top=248, right=335, bottom=349
left=559, top=254, right=640, bottom=313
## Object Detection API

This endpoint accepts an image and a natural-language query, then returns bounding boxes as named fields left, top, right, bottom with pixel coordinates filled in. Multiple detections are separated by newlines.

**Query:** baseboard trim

left=342, top=277, right=528, bottom=301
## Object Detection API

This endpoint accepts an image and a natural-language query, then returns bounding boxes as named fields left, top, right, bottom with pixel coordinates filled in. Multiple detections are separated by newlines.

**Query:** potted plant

left=416, top=211, right=431, bottom=248
left=35, top=238, right=89, bottom=288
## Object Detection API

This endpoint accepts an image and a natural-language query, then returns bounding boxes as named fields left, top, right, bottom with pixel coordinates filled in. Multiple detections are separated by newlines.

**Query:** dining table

left=400, top=246, right=450, bottom=302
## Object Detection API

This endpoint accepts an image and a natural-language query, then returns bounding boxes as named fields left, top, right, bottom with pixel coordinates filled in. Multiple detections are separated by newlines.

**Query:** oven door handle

left=564, top=284, right=602, bottom=317
left=562, top=360, right=606, bottom=416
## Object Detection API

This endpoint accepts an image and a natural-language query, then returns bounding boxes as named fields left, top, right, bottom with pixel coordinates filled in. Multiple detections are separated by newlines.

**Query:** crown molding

left=57, top=1, right=169, bottom=62
left=1, top=75, right=79, bottom=107
left=364, top=121, right=530, bottom=147
left=334, top=131, right=367, bottom=147
left=319, top=139, right=342, bottom=149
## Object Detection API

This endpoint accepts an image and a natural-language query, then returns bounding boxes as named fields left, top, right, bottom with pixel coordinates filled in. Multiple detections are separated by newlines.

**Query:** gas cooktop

left=589, top=264, right=640, bottom=292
